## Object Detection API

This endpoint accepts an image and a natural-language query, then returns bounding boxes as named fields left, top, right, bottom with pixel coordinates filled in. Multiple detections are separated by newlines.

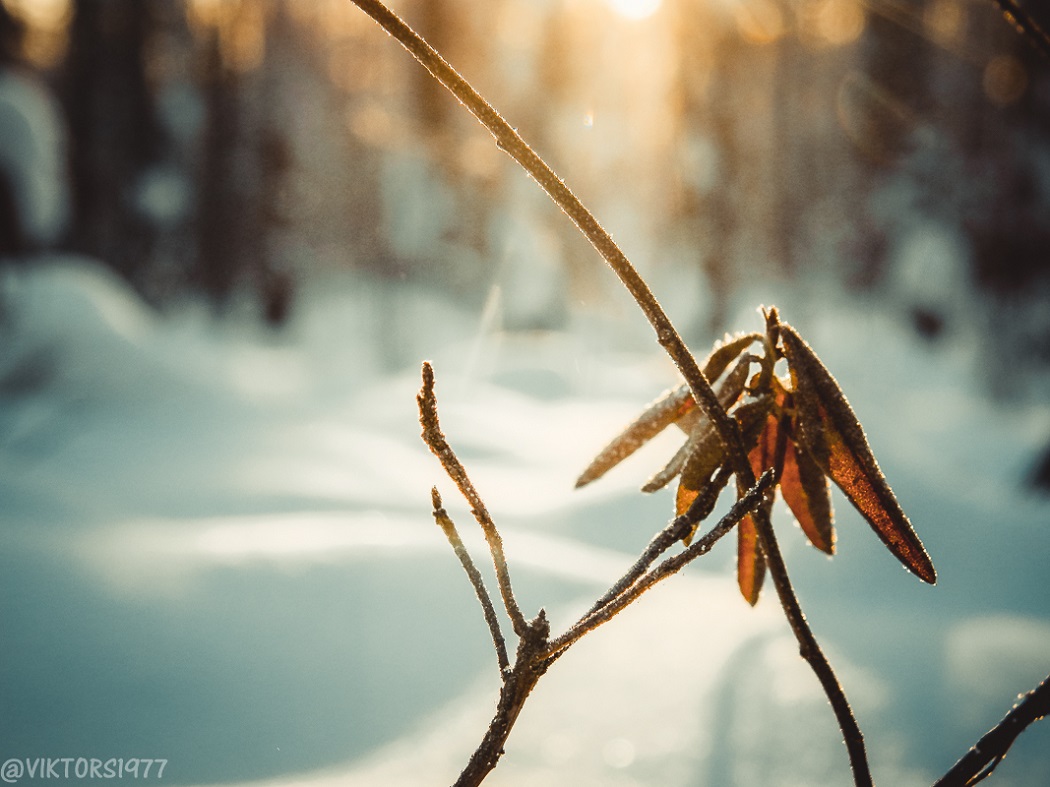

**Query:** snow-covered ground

left=1, top=258, right=1049, bottom=786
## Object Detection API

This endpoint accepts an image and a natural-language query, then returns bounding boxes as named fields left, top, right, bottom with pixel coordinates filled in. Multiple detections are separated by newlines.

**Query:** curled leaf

left=643, top=424, right=707, bottom=493
left=780, top=324, right=936, bottom=583
left=674, top=427, right=725, bottom=517
left=779, top=433, right=835, bottom=554
left=672, top=365, right=765, bottom=513
left=575, top=384, right=695, bottom=488
left=677, top=333, right=761, bottom=434
left=738, top=506, right=769, bottom=606
left=707, top=332, right=764, bottom=381
left=736, top=407, right=781, bottom=604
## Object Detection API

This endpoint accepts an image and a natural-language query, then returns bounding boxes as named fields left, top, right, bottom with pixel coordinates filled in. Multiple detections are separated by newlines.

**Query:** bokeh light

left=607, top=0, right=662, bottom=21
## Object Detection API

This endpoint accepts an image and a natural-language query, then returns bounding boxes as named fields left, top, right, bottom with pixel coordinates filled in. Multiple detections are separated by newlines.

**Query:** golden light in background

left=2, top=0, right=71, bottom=67
left=185, top=0, right=224, bottom=31
left=185, top=0, right=268, bottom=72
left=347, top=102, right=398, bottom=149
left=607, top=0, right=663, bottom=21
left=923, top=0, right=966, bottom=46
left=734, top=0, right=786, bottom=45
left=983, top=54, right=1027, bottom=106
left=808, top=0, right=865, bottom=47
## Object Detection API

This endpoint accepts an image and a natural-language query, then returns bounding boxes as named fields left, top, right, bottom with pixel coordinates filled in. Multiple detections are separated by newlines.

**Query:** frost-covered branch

left=544, top=468, right=775, bottom=661
left=351, top=1, right=898, bottom=783
left=430, top=488, right=510, bottom=674
left=415, top=364, right=771, bottom=786
left=934, top=671, right=1050, bottom=786
left=418, top=361, right=528, bottom=637
left=987, top=0, right=1050, bottom=59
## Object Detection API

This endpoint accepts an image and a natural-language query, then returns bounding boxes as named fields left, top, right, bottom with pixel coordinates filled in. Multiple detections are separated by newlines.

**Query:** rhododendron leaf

left=747, top=404, right=780, bottom=478
left=706, top=332, right=764, bottom=383
left=674, top=429, right=725, bottom=517
left=643, top=423, right=709, bottom=493
left=575, top=384, right=695, bottom=488
left=576, top=342, right=756, bottom=489
left=738, top=505, right=769, bottom=605
left=780, top=434, right=835, bottom=554
left=676, top=332, right=762, bottom=433
left=780, top=325, right=936, bottom=583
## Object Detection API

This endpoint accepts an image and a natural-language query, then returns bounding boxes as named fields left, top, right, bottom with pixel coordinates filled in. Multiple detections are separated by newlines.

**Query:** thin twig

left=934, top=671, right=1050, bottom=787
left=987, top=0, right=1050, bottom=59
left=585, top=463, right=734, bottom=617
left=454, top=611, right=551, bottom=787
left=351, top=2, right=871, bottom=783
left=755, top=504, right=872, bottom=786
left=545, top=470, right=776, bottom=661
left=431, top=487, right=510, bottom=674
left=418, top=361, right=529, bottom=636
left=346, top=0, right=733, bottom=446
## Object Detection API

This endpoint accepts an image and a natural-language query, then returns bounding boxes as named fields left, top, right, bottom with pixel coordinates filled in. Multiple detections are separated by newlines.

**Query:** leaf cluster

left=577, top=307, right=936, bottom=604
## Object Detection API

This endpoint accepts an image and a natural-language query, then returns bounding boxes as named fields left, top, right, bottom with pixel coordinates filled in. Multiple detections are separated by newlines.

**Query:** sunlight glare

left=2, top=0, right=68, bottom=29
left=2, top=0, right=70, bottom=67
left=809, top=0, right=865, bottom=47
left=734, top=0, right=786, bottom=45
left=607, top=0, right=663, bottom=21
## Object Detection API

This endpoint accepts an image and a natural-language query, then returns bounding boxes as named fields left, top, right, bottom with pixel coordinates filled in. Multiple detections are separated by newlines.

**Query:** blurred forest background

left=0, top=0, right=1048, bottom=409
left=1, top=4, right=1049, bottom=782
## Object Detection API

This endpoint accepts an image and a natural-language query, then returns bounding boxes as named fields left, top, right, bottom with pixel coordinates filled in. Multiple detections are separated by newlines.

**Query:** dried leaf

left=669, top=353, right=753, bottom=483
left=674, top=394, right=771, bottom=520
left=780, top=325, right=936, bottom=583
left=575, top=384, right=695, bottom=488
left=707, top=332, right=764, bottom=382
left=674, top=428, right=725, bottom=516
left=642, top=424, right=706, bottom=492
left=738, top=508, right=768, bottom=605
left=780, top=434, right=835, bottom=554
left=748, top=401, right=781, bottom=477
left=676, top=333, right=761, bottom=434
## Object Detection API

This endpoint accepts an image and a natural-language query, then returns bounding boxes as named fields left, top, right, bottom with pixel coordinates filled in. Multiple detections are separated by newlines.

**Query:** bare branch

left=545, top=469, right=775, bottom=661
left=418, top=362, right=529, bottom=636
left=353, top=2, right=873, bottom=782
left=935, top=671, right=1050, bottom=787
left=453, top=611, right=551, bottom=787
left=585, top=463, right=734, bottom=617
left=987, top=0, right=1050, bottom=59
left=431, top=487, right=510, bottom=674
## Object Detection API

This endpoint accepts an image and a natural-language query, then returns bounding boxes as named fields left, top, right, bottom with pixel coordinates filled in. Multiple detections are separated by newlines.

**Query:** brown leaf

left=780, top=324, right=936, bottom=583
left=707, top=332, right=764, bottom=381
left=779, top=433, right=835, bottom=554
left=676, top=333, right=761, bottom=434
left=674, top=428, right=725, bottom=516
left=674, top=392, right=771, bottom=515
left=575, top=384, right=694, bottom=488
left=575, top=339, right=757, bottom=489
left=643, top=423, right=708, bottom=493
left=738, top=507, right=768, bottom=605
left=668, top=356, right=753, bottom=497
